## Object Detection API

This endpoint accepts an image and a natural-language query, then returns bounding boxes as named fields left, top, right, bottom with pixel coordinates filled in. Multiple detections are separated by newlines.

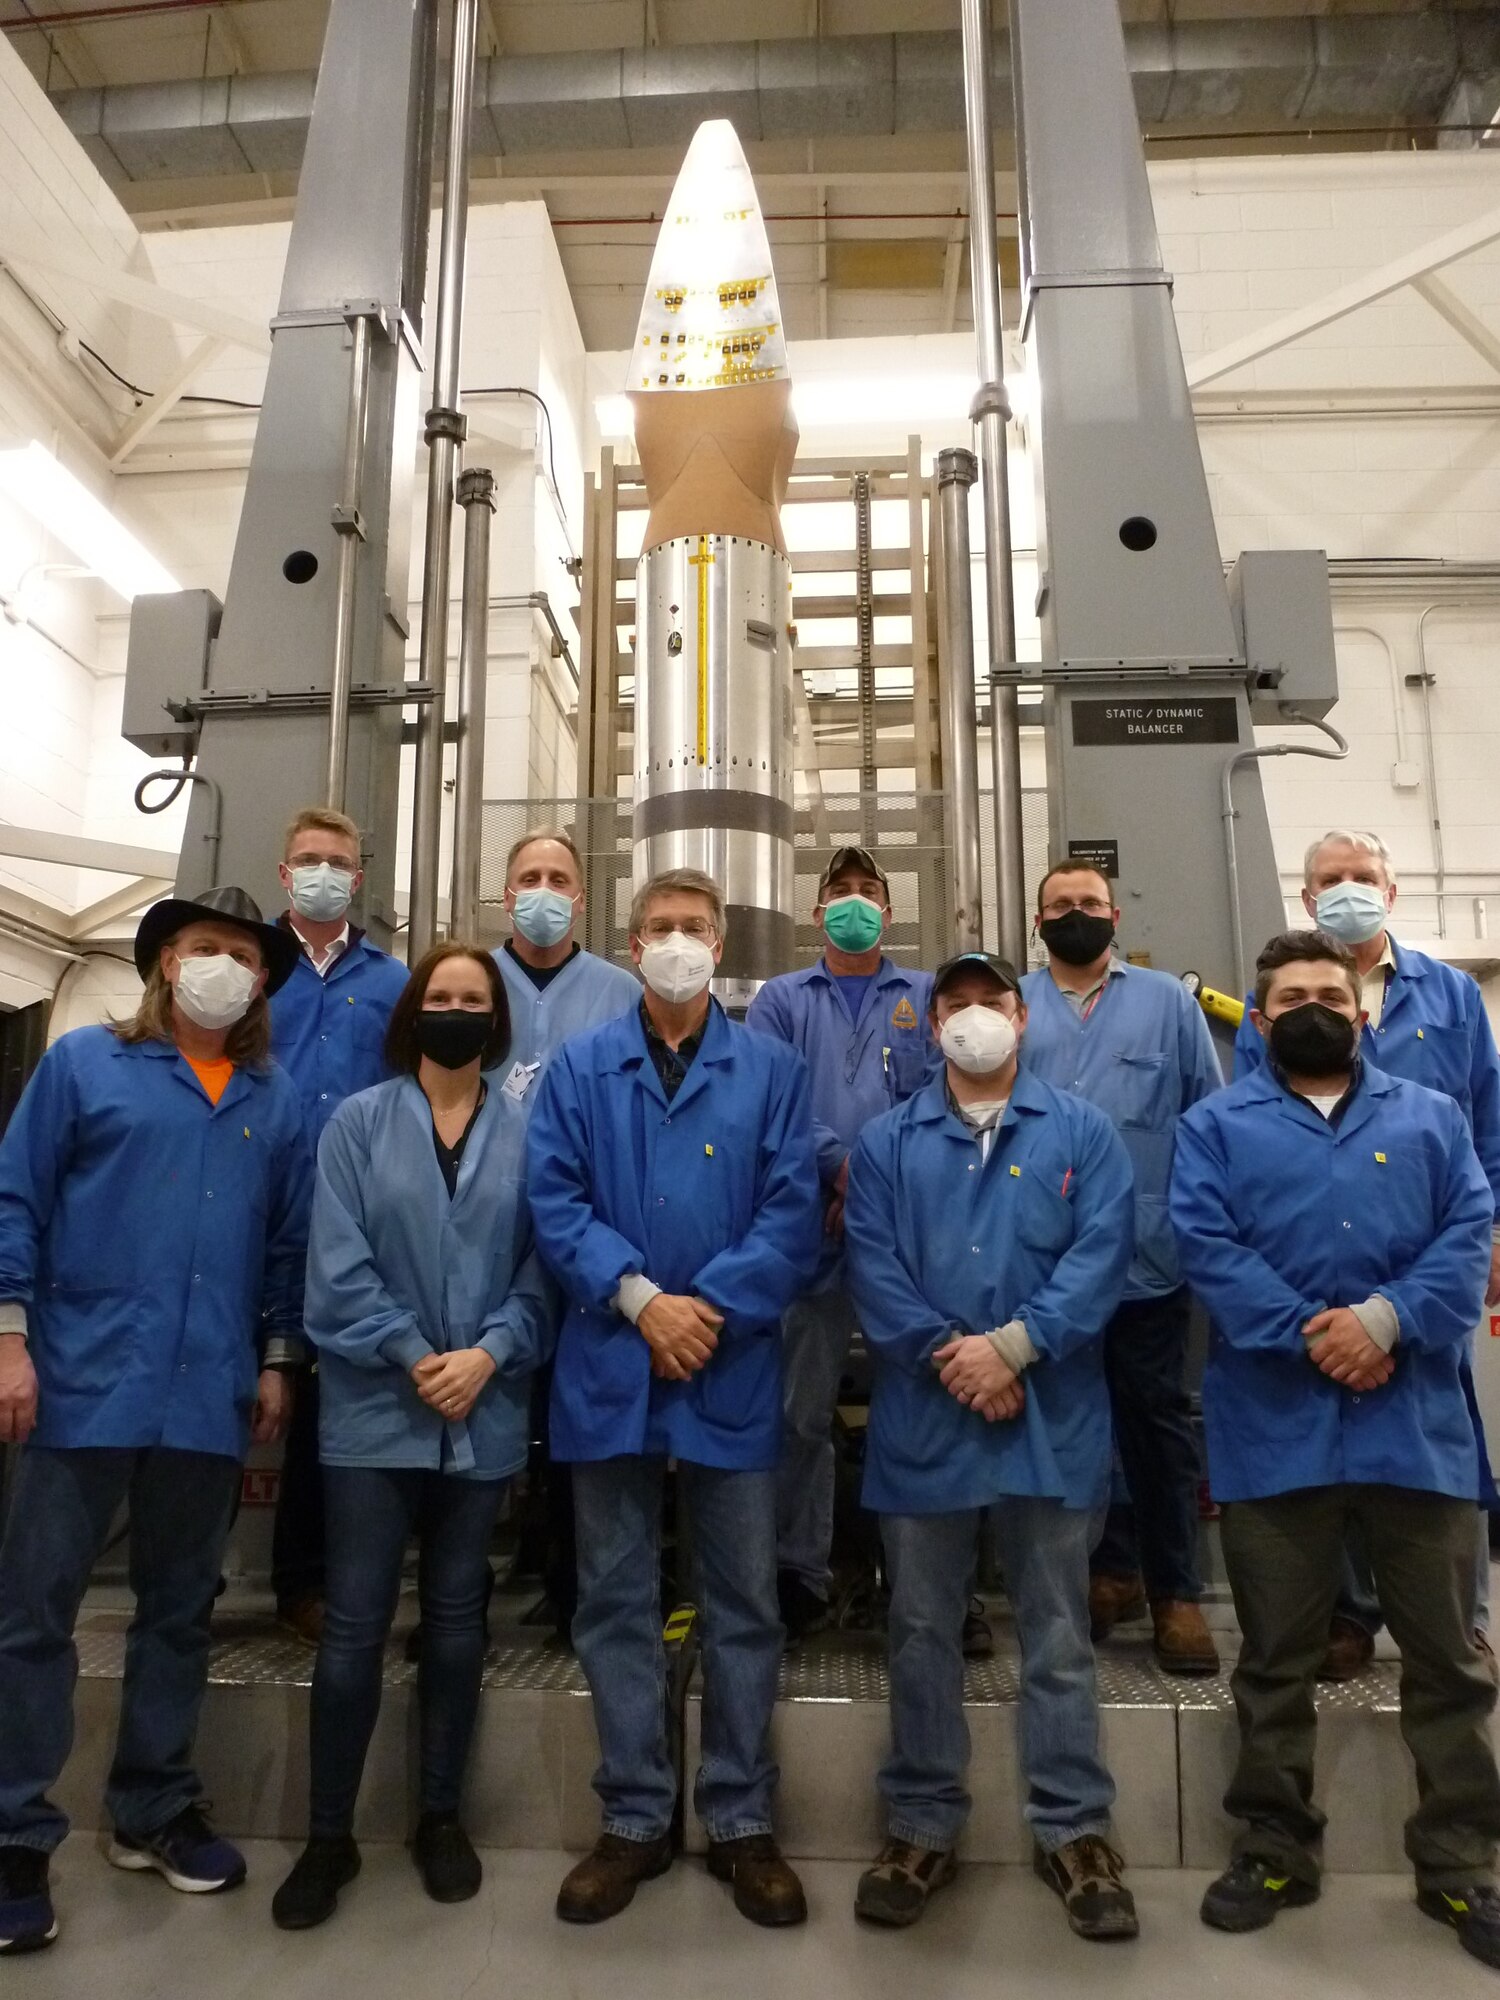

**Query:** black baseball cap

left=931, top=952, right=1022, bottom=1002
left=818, top=844, right=890, bottom=901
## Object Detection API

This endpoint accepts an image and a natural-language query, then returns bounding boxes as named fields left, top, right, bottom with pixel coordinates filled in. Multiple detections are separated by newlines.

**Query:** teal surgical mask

left=290, top=862, right=354, bottom=923
left=1313, top=881, right=1388, bottom=946
left=823, top=894, right=884, bottom=954
left=512, top=887, right=576, bottom=948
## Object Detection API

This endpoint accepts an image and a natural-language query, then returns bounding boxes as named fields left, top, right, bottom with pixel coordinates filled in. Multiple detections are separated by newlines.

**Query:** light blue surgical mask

left=1313, top=881, right=1388, bottom=946
left=290, top=862, right=354, bottom=923
left=512, top=886, right=576, bottom=948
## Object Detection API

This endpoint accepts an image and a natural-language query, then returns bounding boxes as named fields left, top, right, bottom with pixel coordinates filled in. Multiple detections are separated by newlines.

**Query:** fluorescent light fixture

left=596, top=369, right=1033, bottom=439
left=0, top=442, right=179, bottom=600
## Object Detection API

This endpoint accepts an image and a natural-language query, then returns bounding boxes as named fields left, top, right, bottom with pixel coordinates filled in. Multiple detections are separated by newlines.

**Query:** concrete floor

left=17, top=1841, right=1500, bottom=2000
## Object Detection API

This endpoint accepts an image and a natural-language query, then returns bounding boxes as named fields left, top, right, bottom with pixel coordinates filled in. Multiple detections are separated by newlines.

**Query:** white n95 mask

left=639, top=933, right=715, bottom=1005
left=939, top=1005, right=1017, bottom=1076
left=172, top=954, right=259, bottom=1029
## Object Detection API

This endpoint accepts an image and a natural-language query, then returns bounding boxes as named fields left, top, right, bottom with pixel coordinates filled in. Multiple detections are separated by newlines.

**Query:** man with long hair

left=0, top=886, right=310, bottom=1958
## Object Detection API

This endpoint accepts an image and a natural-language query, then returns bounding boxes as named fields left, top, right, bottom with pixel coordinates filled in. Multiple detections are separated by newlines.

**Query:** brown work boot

left=1034, top=1836, right=1140, bottom=1941
left=855, top=1839, right=958, bottom=1928
left=275, top=1594, right=325, bottom=1647
left=1089, top=1573, right=1147, bottom=1642
left=1316, top=1614, right=1375, bottom=1684
left=706, top=1834, right=807, bottom=1927
left=555, top=1832, right=672, bottom=1923
left=1151, top=1600, right=1220, bottom=1677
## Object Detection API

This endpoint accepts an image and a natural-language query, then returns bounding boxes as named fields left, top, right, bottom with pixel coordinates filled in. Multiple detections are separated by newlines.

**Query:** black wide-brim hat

left=134, top=885, right=301, bottom=997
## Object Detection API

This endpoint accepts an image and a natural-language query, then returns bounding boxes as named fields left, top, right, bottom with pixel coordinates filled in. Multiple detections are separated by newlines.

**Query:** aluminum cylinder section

left=633, top=534, right=795, bottom=988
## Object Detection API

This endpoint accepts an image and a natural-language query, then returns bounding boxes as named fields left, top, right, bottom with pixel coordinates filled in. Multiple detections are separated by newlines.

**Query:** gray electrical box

left=122, top=589, right=221, bottom=757
left=1229, top=551, right=1339, bottom=722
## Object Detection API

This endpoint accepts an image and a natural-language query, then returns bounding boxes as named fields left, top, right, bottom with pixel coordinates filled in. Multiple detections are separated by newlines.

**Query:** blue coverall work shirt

left=1020, top=959, right=1222, bottom=1300
left=268, top=924, right=409, bottom=1148
left=1232, top=938, right=1500, bottom=1211
left=0, top=1026, right=311, bottom=1458
left=526, top=1000, right=823, bottom=1470
left=494, top=945, right=640, bottom=1084
left=845, top=1070, right=1135, bottom=1516
left=746, top=955, right=937, bottom=1288
left=305, top=1076, right=557, bottom=1481
left=1169, top=1063, right=1494, bottom=1505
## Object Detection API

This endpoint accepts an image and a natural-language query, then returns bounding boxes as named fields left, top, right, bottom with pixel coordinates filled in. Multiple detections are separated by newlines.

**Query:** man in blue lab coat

left=0, top=887, right=310, bottom=1958
left=1020, top=858, right=1223, bottom=1676
left=1173, top=928, right=1500, bottom=1967
left=267, top=806, right=409, bottom=1648
left=528, top=868, right=821, bottom=1931
left=1232, top=830, right=1500, bottom=1679
left=845, top=952, right=1138, bottom=1942
left=745, top=843, right=935, bottom=1640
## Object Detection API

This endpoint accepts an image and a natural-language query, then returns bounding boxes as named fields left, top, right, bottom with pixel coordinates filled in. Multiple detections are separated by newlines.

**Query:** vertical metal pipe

left=960, top=0, right=1027, bottom=965
left=409, top=0, right=481, bottom=955
left=450, top=465, right=495, bottom=940
left=935, top=446, right=983, bottom=954
left=326, top=310, right=372, bottom=811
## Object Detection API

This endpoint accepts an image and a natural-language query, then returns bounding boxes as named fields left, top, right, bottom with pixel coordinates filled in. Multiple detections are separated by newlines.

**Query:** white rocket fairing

left=628, top=121, right=798, bottom=991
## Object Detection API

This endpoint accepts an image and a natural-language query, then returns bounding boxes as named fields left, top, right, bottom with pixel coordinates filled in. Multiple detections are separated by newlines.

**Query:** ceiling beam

left=0, top=226, right=271, bottom=354
left=1186, top=203, right=1500, bottom=388
left=1411, top=272, right=1500, bottom=378
left=109, top=334, right=228, bottom=465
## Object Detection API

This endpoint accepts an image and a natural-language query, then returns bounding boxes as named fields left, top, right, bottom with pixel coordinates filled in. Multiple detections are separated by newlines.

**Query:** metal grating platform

left=59, top=1595, right=1423, bottom=1867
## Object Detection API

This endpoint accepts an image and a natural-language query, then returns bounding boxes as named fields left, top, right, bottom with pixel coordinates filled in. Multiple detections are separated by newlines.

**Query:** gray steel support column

left=959, top=0, right=1026, bottom=965
left=935, top=446, right=983, bottom=955
left=159, top=0, right=438, bottom=942
left=450, top=465, right=495, bottom=940
left=326, top=309, right=372, bottom=810
left=410, top=0, right=481, bottom=956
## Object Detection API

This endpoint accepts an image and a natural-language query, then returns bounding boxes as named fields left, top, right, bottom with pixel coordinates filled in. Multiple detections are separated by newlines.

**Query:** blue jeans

left=881, top=1499, right=1116, bottom=1852
left=1091, top=1287, right=1204, bottom=1601
left=572, top=1457, right=781, bottom=1844
left=0, top=1444, right=240, bottom=1852
left=776, top=1288, right=859, bottom=1596
left=310, top=1466, right=507, bottom=1835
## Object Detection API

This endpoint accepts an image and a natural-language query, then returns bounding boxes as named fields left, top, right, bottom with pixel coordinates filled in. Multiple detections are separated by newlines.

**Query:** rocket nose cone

left=630, top=118, right=789, bottom=396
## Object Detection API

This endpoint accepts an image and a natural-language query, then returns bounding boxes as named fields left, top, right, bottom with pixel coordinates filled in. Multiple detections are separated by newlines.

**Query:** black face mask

left=1037, top=910, right=1115, bottom=967
left=414, top=1008, right=492, bottom=1070
left=1267, top=1002, right=1358, bottom=1076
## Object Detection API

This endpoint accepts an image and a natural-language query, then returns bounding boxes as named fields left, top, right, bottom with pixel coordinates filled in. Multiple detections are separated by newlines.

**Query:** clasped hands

left=1302, top=1306, right=1395, bottom=1391
left=931, top=1333, right=1025, bottom=1424
left=411, top=1347, right=497, bottom=1422
left=639, top=1293, right=725, bottom=1381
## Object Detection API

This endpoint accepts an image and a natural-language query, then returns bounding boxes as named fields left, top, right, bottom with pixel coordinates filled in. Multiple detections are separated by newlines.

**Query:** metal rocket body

left=628, top=120, right=798, bottom=995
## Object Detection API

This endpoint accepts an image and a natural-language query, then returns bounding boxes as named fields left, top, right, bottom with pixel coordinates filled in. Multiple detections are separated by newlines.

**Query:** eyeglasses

left=1040, top=897, right=1112, bottom=919
left=639, top=919, right=718, bottom=943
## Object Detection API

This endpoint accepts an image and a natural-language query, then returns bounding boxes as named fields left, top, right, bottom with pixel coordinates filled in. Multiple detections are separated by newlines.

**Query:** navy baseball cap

left=931, top=952, right=1022, bottom=1002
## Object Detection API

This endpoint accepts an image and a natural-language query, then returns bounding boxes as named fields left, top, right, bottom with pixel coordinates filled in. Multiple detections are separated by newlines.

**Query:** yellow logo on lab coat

left=892, top=998, right=918, bottom=1030
left=1375, top=1152, right=1387, bottom=1164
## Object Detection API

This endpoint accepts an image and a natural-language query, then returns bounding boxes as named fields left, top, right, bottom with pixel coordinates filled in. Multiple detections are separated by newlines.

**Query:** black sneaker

left=271, top=1836, right=361, bottom=1931
left=1034, top=1836, right=1139, bottom=1940
left=0, top=1847, right=56, bottom=1956
left=413, top=1815, right=482, bottom=1904
left=1418, top=1882, right=1500, bottom=1969
left=777, top=1572, right=830, bottom=1646
left=962, top=1600, right=994, bottom=1660
left=1201, top=1856, right=1320, bottom=1933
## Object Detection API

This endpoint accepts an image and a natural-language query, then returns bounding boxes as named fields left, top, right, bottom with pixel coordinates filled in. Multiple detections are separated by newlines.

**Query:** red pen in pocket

left=1061, top=1167, right=1074, bottom=1198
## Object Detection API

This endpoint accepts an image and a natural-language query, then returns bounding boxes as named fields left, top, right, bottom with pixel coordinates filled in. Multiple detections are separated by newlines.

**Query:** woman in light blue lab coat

left=272, top=945, right=556, bottom=1933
